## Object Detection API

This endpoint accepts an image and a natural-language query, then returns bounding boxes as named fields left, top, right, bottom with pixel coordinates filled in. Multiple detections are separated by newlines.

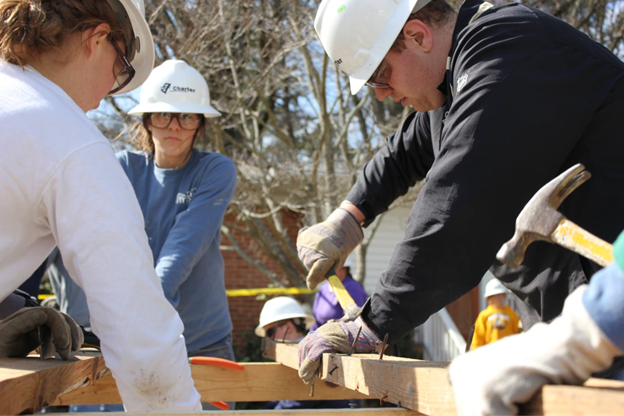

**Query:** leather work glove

left=448, top=286, right=623, bottom=416
left=0, top=307, right=84, bottom=360
left=297, top=208, right=363, bottom=290
left=298, top=317, right=380, bottom=385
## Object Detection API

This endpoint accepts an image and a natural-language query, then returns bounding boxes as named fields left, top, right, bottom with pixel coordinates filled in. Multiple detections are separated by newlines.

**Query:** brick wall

left=222, top=210, right=305, bottom=359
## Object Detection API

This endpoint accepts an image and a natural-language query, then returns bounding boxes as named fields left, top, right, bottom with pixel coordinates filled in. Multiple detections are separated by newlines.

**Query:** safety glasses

left=108, top=36, right=135, bottom=95
left=366, top=59, right=390, bottom=89
left=149, top=113, right=203, bottom=130
left=265, top=321, right=288, bottom=339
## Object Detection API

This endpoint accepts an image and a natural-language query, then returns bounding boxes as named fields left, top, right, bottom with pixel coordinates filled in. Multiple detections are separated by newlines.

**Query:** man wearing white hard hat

left=469, top=279, right=520, bottom=351
left=296, top=0, right=624, bottom=398
left=256, top=297, right=315, bottom=341
left=257, top=297, right=355, bottom=409
left=48, top=59, right=236, bottom=410
left=0, top=0, right=202, bottom=412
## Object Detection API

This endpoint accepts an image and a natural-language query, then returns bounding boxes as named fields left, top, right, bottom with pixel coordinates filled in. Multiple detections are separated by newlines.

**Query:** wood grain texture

left=0, top=351, right=108, bottom=414
left=263, top=339, right=624, bottom=415
left=55, top=362, right=368, bottom=405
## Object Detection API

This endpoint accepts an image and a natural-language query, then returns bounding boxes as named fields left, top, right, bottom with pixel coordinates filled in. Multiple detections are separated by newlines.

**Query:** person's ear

left=402, top=19, right=434, bottom=53
left=81, top=23, right=112, bottom=60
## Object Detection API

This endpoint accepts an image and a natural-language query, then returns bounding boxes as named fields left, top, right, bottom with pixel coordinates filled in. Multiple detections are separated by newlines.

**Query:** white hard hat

left=315, top=0, right=432, bottom=95
left=106, top=0, right=155, bottom=95
left=484, top=279, right=509, bottom=298
left=128, top=60, right=221, bottom=117
left=255, top=297, right=315, bottom=338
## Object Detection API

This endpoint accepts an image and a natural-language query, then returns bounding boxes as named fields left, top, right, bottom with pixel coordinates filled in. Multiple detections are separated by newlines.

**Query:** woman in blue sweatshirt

left=121, top=60, right=237, bottom=362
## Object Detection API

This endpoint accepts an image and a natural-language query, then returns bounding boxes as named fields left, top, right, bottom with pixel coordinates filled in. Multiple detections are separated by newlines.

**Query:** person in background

left=310, top=259, right=368, bottom=331
left=0, top=0, right=201, bottom=412
left=449, top=231, right=624, bottom=415
left=256, top=297, right=354, bottom=410
left=470, top=279, right=520, bottom=350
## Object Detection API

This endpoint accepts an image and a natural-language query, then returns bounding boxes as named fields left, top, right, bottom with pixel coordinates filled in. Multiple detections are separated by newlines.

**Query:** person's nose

left=374, top=87, right=393, bottom=102
left=168, top=116, right=182, bottom=131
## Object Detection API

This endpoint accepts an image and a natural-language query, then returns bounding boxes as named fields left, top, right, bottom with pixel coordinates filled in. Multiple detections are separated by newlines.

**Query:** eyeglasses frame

left=148, top=113, right=204, bottom=131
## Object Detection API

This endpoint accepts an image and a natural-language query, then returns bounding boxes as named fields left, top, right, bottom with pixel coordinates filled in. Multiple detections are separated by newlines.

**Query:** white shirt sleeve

left=40, top=143, right=201, bottom=412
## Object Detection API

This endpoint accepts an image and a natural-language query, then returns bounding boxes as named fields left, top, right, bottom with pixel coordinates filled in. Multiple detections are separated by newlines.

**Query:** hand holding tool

left=188, top=356, right=244, bottom=409
left=0, top=307, right=83, bottom=360
left=497, top=164, right=613, bottom=269
left=297, top=208, right=364, bottom=290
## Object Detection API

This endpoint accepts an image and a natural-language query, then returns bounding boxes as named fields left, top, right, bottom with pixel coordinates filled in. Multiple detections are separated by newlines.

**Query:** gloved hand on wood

left=298, top=317, right=380, bottom=385
left=0, top=307, right=84, bottom=360
left=448, top=285, right=623, bottom=416
left=297, top=208, right=363, bottom=290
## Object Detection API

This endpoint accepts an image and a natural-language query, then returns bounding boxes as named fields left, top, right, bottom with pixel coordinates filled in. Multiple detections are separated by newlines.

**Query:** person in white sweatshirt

left=0, top=0, right=201, bottom=412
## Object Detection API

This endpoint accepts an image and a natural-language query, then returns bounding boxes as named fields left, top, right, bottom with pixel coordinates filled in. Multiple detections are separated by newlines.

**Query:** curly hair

left=390, top=0, right=456, bottom=52
left=0, top=0, right=127, bottom=66
left=135, top=113, right=207, bottom=156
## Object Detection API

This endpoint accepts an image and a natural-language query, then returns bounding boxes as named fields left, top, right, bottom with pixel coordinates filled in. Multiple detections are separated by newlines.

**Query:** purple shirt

left=310, top=276, right=368, bottom=331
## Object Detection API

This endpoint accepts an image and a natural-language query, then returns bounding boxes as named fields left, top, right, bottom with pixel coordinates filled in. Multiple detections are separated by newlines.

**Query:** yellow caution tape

left=37, top=287, right=315, bottom=301
left=226, top=287, right=316, bottom=297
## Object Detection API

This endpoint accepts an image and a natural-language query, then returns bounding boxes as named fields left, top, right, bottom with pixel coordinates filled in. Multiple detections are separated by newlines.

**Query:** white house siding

left=358, top=206, right=412, bottom=295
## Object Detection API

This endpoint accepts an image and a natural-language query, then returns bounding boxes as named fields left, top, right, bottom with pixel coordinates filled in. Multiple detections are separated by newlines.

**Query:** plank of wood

left=263, top=339, right=624, bottom=416
left=0, top=351, right=108, bottom=414
left=89, top=409, right=423, bottom=416
left=55, top=362, right=368, bottom=405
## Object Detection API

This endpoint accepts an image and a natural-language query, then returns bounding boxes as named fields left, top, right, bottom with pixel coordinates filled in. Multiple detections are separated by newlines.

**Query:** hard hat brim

left=128, top=101, right=221, bottom=118
left=111, top=0, right=155, bottom=95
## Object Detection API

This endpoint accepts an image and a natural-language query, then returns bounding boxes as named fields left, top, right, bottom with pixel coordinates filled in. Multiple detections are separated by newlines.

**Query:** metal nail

left=348, top=326, right=362, bottom=356
left=328, top=364, right=339, bottom=375
left=379, top=333, right=389, bottom=360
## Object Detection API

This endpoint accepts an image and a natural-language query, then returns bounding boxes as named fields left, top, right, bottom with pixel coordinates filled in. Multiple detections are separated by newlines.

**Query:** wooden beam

left=55, top=362, right=368, bottom=405
left=81, top=409, right=423, bottom=416
left=0, top=351, right=107, bottom=414
left=263, top=339, right=624, bottom=416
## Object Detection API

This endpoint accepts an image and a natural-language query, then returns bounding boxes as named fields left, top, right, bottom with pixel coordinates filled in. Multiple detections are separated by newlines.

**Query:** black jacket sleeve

left=346, top=109, right=436, bottom=226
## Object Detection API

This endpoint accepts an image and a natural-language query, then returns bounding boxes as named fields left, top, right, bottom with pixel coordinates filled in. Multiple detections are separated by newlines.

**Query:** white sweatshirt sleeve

left=40, top=142, right=201, bottom=412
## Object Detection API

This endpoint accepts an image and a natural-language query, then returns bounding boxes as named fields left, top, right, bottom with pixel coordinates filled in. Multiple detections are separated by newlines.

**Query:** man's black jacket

left=348, top=0, right=624, bottom=346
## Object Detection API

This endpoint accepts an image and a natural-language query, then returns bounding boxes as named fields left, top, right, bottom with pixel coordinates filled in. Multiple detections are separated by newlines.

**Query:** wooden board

left=0, top=351, right=107, bottom=414
left=55, top=362, right=369, bottom=405
left=73, top=409, right=424, bottom=416
left=263, top=339, right=624, bottom=416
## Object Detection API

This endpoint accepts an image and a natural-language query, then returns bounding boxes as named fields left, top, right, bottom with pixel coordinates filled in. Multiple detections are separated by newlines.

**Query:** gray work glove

left=298, top=317, right=380, bottom=385
left=0, top=307, right=84, bottom=360
left=448, top=286, right=623, bottom=416
left=297, top=208, right=363, bottom=290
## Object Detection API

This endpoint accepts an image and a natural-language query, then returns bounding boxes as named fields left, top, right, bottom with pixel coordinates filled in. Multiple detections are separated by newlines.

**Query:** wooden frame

left=3, top=343, right=623, bottom=415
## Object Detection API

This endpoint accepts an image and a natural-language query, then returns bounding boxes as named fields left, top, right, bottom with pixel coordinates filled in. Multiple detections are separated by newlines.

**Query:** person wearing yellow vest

left=470, top=279, right=520, bottom=350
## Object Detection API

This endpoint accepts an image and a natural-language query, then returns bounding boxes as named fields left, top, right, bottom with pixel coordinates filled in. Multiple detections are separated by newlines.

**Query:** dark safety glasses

left=108, top=35, right=136, bottom=95
left=366, top=59, right=390, bottom=89
left=149, top=113, right=203, bottom=130
left=265, top=321, right=288, bottom=339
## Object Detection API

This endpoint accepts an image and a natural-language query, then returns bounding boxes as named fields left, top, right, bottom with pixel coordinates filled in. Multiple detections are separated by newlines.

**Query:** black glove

left=0, top=307, right=84, bottom=360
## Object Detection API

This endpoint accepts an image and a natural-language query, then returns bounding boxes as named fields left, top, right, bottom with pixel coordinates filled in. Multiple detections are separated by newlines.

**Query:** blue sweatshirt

left=583, top=231, right=624, bottom=352
left=117, top=149, right=237, bottom=352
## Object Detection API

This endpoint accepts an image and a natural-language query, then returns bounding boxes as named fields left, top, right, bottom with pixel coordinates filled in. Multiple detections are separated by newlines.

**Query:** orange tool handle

left=208, top=401, right=229, bottom=410
left=188, top=356, right=244, bottom=371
